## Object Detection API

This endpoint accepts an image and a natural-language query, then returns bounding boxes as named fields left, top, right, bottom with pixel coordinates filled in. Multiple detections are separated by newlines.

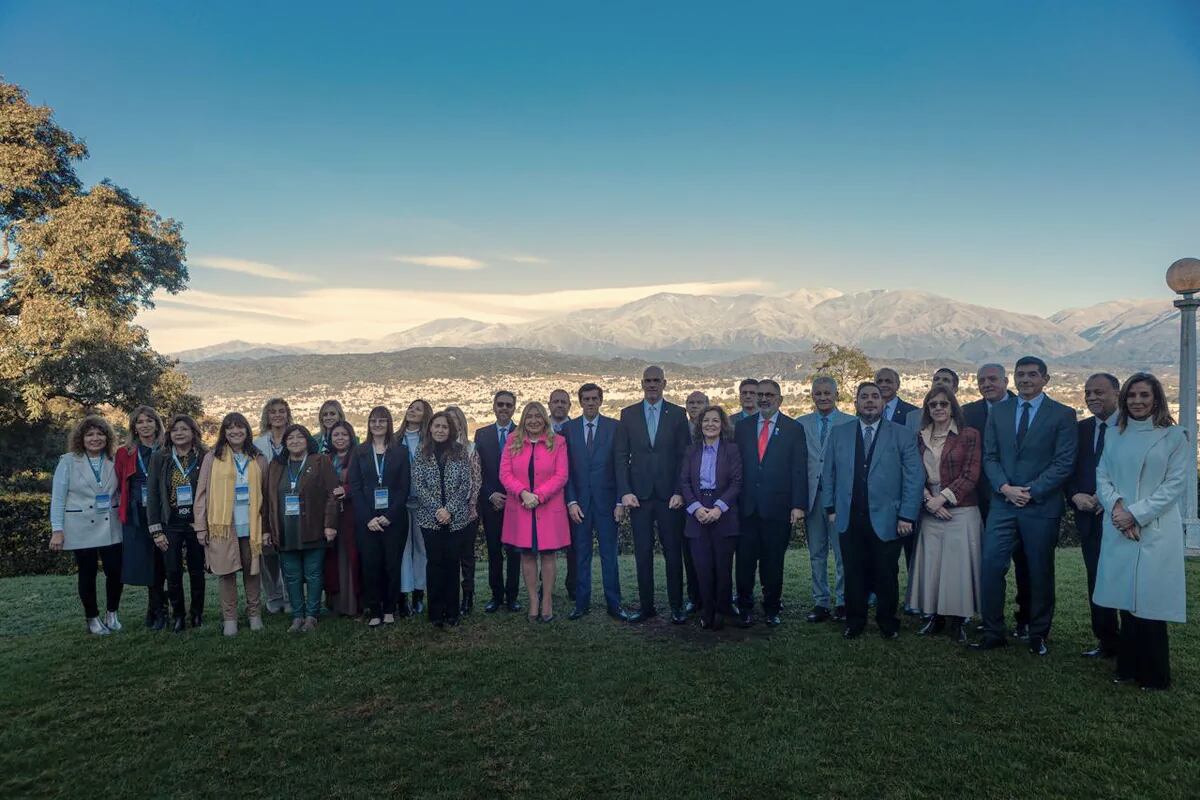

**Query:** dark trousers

left=688, top=531, right=736, bottom=625
left=900, top=533, right=916, bottom=606
left=1117, top=611, right=1170, bottom=689
left=842, top=515, right=902, bottom=635
left=682, top=538, right=699, bottom=605
left=165, top=522, right=204, bottom=618
left=630, top=499, right=685, bottom=612
left=74, top=544, right=123, bottom=619
left=425, top=527, right=464, bottom=623
left=571, top=503, right=623, bottom=612
left=1080, top=526, right=1120, bottom=649
left=980, top=508, right=1058, bottom=640
left=147, top=551, right=166, bottom=616
left=564, top=541, right=576, bottom=600
left=481, top=507, right=520, bottom=602
left=459, top=519, right=477, bottom=595
left=1012, top=536, right=1031, bottom=626
left=735, top=514, right=791, bottom=616
left=359, top=525, right=406, bottom=617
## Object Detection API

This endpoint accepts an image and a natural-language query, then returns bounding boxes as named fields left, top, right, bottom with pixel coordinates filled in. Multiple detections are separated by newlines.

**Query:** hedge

left=0, top=492, right=1086, bottom=578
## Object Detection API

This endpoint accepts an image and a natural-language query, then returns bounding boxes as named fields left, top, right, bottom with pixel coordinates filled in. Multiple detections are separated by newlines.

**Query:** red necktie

left=757, top=419, right=771, bottom=462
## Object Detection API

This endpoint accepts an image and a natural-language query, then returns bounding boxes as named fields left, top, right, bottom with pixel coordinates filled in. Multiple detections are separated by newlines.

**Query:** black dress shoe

left=1012, top=623, right=1030, bottom=641
left=684, top=601, right=697, bottom=615
left=172, top=616, right=187, bottom=634
left=670, top=609, right=688, bottom=625
left=412, top=591, right=426, bottom=615
left=765, top=614, right=782, bottom=626
left=737, top=611, right=753, bottom=629
left=150, top=611, right=167, bottom=632
left=842, top=626, right=863, bottom=640
left=880, top=630, right=900, bottom=640
left=970, top=637, right=1007, bottom=651
left=627, top=608, right=656, bottom=623
left=1082, top=645, right=1116, bottom=658
left=607, top=607, right=631, bottom=622
left=806, top=606, right=831, bottom=623
left=699, top=617, right=712, bottom=630
left=189, top=612, right=203, bottom=628
left=1029, top=636, right=1048, bottom=656
left=918, top=616, right=945, bottom=636
left=484, top=598, right=501, bottom=613
left=507, top=599, right=523, bottom=613
left=568, top=608, right=589, bottom=621
left=831, top=605, right=846, bottom=622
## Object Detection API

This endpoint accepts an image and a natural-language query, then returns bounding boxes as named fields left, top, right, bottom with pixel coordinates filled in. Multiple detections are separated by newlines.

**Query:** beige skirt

left=906, top=506, right=982, bottom=618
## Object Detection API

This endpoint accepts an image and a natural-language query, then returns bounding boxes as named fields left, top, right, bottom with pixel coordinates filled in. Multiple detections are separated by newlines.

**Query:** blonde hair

left=316, top=399, right=346, bottom=433
left=507, top=401, right=558, bottom=454
left=259, top=397, right=292, bottom=434
left=125, top=405, right=164, bottom=452
left=67, top=415, right=116, bottom=458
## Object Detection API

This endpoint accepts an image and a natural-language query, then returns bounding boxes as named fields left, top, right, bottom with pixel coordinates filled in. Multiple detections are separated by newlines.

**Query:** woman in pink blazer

left=500, top=401, right=570, bottom=622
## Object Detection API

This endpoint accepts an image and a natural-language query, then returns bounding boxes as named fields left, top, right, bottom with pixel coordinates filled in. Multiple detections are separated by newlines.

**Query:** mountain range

left=171, top=288, right=1179, bottom=367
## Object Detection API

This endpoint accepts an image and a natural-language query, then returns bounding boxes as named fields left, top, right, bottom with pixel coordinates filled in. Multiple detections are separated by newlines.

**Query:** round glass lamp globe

left=1167, top=258, right=1200, bottom=295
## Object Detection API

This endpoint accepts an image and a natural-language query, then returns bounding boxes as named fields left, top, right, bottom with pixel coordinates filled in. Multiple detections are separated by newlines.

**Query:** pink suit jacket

left=500, top=437, right=571, bottom=550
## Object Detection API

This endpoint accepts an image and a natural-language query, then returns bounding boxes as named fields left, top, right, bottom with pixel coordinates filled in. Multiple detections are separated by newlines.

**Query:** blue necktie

left=499, top=426, right=509, bottom=449
left=820, top=416, right=829, bottom=446
left=647, top=405, right=658, bottom=445
left=1016, top=402, right=1031, bottom=447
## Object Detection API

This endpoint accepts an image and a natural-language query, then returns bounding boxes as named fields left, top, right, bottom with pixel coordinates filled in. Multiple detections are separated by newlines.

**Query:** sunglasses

left=928, top=401, right=951, bottom=409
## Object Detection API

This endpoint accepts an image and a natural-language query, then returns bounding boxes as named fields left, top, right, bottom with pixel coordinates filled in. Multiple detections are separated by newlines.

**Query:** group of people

left=48, top=358, right=1188, bottom=689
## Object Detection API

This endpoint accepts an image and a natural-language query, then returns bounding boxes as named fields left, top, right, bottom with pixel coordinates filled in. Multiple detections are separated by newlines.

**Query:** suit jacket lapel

left=868, top=421, right=885, bottom=477
left=1018, top=398, right=1051, bottom=452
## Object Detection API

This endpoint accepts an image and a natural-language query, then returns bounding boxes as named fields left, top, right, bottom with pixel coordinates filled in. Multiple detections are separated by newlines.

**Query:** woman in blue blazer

left=678, top=406, right=742, bottom=630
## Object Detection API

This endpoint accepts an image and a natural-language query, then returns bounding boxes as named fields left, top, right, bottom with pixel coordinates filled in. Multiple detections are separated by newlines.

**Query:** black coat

left=734, top=413, right=809, bottom=522
left=347, top=441, right=411, bottom=532
left=614, top=400, right=691, bottom=501
left=474, top=422, right=514, bottom=512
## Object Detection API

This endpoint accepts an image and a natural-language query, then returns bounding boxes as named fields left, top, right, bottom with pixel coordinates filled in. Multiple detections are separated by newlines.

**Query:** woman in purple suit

left=678, top=405, right=742, bottom=630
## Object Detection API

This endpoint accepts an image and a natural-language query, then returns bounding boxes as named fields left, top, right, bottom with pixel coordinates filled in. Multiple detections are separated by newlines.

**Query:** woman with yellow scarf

left=195, top=413, right=270, bottom=636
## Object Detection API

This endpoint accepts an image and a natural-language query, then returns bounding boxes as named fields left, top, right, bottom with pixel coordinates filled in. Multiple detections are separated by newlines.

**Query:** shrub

left=0, top=492, right=73, bottom=578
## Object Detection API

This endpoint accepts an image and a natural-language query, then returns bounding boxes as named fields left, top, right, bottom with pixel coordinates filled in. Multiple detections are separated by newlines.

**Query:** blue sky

left=3, top=0, right=1199, bottom=352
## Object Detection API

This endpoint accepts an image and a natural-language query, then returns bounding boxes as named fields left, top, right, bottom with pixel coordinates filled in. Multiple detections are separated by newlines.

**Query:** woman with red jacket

left=114, top=405, right=168, bottom=630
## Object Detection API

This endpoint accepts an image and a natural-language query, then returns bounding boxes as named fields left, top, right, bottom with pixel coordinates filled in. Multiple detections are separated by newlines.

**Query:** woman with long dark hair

left=1095, top=373, right=1188, bottom=690
left=410, top=410, right=480, bottom=627
left=147, top=414, right=207, bottom=633
left=114, top=405, right=167, bottom=629
left=349, top=408, right=410, bottom=626
left=324, top=420, right=362, bottom=617
left=194, top=413, right=269, bottom=636
left=400, top=398, right=432, bottom=616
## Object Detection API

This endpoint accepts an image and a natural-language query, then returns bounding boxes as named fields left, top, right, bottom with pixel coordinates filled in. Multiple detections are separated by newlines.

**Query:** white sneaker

left=104, top=611, right=122, bottom=632
left=223, top=620, right=238, bottom=636
left=86, top=617, right=110, bottom=635
left=248, top=615, right=264, bottom=631
left=287, top=618, right=304, bottom=633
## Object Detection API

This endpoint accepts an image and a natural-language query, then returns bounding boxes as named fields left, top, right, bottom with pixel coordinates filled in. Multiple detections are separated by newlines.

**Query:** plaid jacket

left=919, top=426, right=981, bottom=508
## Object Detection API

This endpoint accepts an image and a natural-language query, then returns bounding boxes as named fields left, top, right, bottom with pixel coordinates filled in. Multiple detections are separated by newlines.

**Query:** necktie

left=757, top=418, right=771, bottom=462
left=1016, top=402, right=1031, bottom=447
left=647, top=405, right=658, bottom=445
left=1096, top=419, right=1107, bottom=457
left=586, top=421, right=595, bottom=451
left=820, top=416, right=829, bottom=447
left=863, top=424, right=874, bottom=466
left=499, top=426, right=509, bottom=449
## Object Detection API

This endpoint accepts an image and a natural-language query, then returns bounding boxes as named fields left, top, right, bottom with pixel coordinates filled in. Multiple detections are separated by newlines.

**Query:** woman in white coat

left=1094, top=372, right=1187, bottom=690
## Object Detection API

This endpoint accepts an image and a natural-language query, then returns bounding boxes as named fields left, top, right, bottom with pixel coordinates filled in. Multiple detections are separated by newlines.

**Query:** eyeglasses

left=494, top=402, right=515, bottom=408
left=928, top=401, right=951, bottom=409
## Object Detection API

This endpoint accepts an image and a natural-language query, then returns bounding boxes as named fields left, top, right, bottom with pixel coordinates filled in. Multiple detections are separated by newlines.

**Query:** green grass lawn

left=2, top=548, right=1197, bottom=799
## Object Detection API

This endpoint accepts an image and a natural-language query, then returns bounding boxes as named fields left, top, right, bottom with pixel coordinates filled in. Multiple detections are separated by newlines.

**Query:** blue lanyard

left=87, top=454, right=105, bottom=485
left=172, top=450, right=196, bottom=481
left=287, top=455, right=308, bottom=490
left=269, top=437, right=283, bottom=458
left=136, top=446, right=153, bottom=477
left=234, top=453, right=249, bottom=478
left=374, top=449, right=386, bottom=485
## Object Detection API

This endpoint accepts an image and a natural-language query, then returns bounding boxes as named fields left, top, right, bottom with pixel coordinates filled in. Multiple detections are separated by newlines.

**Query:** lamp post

left=1166, top=257, right=1200, bottom=554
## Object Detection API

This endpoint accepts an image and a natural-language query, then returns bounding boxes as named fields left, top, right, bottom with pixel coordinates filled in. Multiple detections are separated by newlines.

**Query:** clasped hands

left=694, top=505, right=723, bottom=525
left=1000, top=483, right=1032, bottom=507
left=1111, top=499, right=1140, bottom=541
left=520, top=490, right=540, bottom=510
left=923, top=490, right=952, bottom=521
left=366, top=515, right=390, bottom=532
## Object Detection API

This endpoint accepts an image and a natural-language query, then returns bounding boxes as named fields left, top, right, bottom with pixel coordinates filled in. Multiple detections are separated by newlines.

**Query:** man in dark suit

left=733, top=379, right=808, bottom=627
left=564, top=383, right=629, bottom=622
left=822, top=381, right=924, bottom=639
left=875, top=367, right=918, bottom=425
left=615, top=366, right=692, bottom=623
left=961, top=363, right=1029, bottom=637
left=1065, top=372, right=1121, bottom=658
left=973, top=356, right=1077, bottom=656
left=473, top=390, right=522, bottom=613
left=548, top=388, right=575, bottom=602
left=729, top=378, right=760, bottom=424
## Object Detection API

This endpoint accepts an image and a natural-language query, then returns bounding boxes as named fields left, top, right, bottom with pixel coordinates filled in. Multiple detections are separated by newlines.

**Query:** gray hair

left=811, top=375, right=838, bottom=394
left=976, top=363, right=1006, bottom=380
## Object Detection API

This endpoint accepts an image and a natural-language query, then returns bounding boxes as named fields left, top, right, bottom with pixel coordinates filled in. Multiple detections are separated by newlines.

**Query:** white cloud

left=190, top=255, right=317, bottom=283
left=502, top=254, right=548, bottom=264
left=139, top=278, right=769, bottom=353
left=394, top=255, right=486, bottom=270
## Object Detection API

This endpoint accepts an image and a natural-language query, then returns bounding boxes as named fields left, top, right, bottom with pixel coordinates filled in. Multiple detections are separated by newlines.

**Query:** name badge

left=176, top=485, right=193, bottom=507
left=285, top=494, right=301, bottom=516
left=140, top=485, right=149, bottom=506
left=374, top=488, right=389, bottom=510
left=235, top=485, right=251, bottom=505
left=95, top=493, right=111, bottom=509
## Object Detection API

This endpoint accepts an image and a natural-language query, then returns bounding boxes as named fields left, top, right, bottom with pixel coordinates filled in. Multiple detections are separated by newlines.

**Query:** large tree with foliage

left=0, top=78, right=200, bottom=452
left=807, top=340, right=874, bottom=398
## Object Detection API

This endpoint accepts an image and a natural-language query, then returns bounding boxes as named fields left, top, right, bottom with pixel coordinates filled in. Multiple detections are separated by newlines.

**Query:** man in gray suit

left=822, top=381, right=923, bottom=639
left=797, top=376, right=855, bottom=622
left=972, top=356, right=1077, bottom=656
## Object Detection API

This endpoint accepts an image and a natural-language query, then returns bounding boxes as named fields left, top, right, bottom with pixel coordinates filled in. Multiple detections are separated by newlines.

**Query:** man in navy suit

left=973, top=356, right=1077, bottom=656
left=1065, top=372, right=1121, bottom=658
left=875, top=367, right=918, bottom=424
left=564, top=383, right=630, bottom=622
left=961, top=364, right=1028, bottom=635
left=473, top=390, right=522, bottom=613
left=729, top=378, right=760, bottom=424
left=615, top=366, right=692, bottom=624
left=822, top=381, right=923, bottom=639
left=733, top=379, right=808, bottom=627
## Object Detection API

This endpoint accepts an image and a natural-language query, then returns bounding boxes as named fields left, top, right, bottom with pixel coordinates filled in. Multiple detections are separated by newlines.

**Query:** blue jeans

left=571, top=504, right=622, bottom=612
left=806, top=506, right=844, bottom=608
left=279, top=548, right=325, bottom=620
